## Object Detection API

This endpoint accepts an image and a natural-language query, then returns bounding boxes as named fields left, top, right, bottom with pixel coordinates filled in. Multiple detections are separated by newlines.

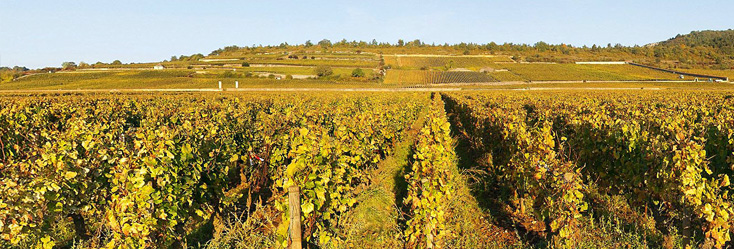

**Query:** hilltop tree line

left=661, top=30, right=734, bottom=53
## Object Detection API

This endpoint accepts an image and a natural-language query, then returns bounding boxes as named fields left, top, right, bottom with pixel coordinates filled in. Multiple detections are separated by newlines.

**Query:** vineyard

left=442, top=91, right=734, bottom=248
left=500, top=64, right=683, bottom=81
left=486, top=71, right=527, bottom=82
left=383, top=55, right=514, bottom=70
left=0, top=92, right=427, bottom=248
left=378, top=57, right=693, bottom=85
left=383, top=70, right=497, bottom=84
left=1, top=91, right=733, bottom=248
left=0, top=71, right=384, bottom=91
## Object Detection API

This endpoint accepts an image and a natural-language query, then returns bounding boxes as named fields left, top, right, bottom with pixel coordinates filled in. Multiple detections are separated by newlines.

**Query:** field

left=1, top=90, right=733, bottom=249
left=0, top=70, right=383, bottom=90
left=250, top=59, right=379, bottom=68
left=679, top=69, right=734, bottom=81
left=7, top=48, right=728, bottom=90
left=379, top=63, right=694, bottom=85
left=500, top=63, right=684, bottom=81
left=487, top=71, right=526, bottom=82
left=383, top=70, right=496, bottom=84
left=383, top=55, right=514, bottom=70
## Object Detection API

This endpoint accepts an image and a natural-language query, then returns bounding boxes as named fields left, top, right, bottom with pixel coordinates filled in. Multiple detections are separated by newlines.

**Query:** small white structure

left=218, top=81, right=222, bottom=89
left=235, top=81, right=239, bottom=88
left=479, top=67, right=496, bottom=73
left=153, top=64, right=165, bottom=70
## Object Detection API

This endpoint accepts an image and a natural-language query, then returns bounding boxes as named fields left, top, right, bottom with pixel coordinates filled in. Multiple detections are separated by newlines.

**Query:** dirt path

left=0, top=86, right=683, bottom=94
left=0, top=88, right=463, bottom=93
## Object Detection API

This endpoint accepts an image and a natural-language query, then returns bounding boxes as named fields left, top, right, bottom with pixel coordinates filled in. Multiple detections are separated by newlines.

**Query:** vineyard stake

left=289, top=185, right=302, bottom=249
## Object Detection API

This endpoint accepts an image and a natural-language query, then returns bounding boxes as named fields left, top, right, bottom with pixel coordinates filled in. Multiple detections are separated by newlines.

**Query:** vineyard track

left=528, top=80, right=722, bottom=84
left=0, top=88, right=464, bottom=93
left=0, top=84, right=714, bottom=93
left=337, top=113, right=426, bottom=248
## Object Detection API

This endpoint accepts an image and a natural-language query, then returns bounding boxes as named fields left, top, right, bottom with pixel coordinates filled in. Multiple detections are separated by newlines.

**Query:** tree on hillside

left=62, top=62, right=77, bottom=69
left=534, top=41, right=550, bottom=52
left=111, top=60, right=122, bottom=65
left=409, top=39, right=422, bottom=47
left=351, top=68, right=365, bottom=77
left=11, top=66, right=28, bottom=71
left=318, top=39, right=332, bottom=47
left=190, top=54, right=204, bottom=61
left=305, top=40, right=313, bottom=47
left=314, top=65, right=333, bottom=77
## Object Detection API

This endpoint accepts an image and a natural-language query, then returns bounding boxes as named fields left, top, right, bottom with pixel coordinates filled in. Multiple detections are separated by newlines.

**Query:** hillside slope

left=660, top=30, right=734, bottom=53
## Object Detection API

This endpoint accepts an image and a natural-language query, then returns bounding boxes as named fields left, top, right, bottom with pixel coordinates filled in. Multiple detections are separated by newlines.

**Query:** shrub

left=351, top=68, right=365, bottom=77
left=314, top=66, right=333, bottom=77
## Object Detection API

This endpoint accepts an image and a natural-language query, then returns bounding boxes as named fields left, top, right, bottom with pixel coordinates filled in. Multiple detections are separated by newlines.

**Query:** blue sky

left=1, top=0, right=732, bottom=68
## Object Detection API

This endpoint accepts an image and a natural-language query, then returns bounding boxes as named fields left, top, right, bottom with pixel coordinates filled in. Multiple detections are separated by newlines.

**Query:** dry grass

left=204, top=205, right=279, bottom=249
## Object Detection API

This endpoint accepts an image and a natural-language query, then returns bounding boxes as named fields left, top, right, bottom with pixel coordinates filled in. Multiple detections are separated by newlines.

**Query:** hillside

left=2, top=30, right=733, bottom=90
left=201, top=31, right=734, bottom=69
left=659, top=30, right=734, bottom=53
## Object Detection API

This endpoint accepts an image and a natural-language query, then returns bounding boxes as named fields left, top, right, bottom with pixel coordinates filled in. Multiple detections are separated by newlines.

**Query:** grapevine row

left=0, top=92, right=425, bottom=248
left=443, top=91, right=733, bottom=248
left=402, top=96, right=456, bottom=248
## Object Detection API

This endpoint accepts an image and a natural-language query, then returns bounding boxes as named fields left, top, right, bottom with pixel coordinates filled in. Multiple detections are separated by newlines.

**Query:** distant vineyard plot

left=382, top=63, right=686, bottom=84
left=487, top=71, right=526, bottom=82
left=502, top=63, right=683, bottom=81
left=383, top=70, right=497, bottom=84
left=383, top=55, right=514, bottom=69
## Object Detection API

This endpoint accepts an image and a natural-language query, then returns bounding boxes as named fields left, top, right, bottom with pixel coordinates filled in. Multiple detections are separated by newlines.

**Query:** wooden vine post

left=289, top=185, right=302, bottom=249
